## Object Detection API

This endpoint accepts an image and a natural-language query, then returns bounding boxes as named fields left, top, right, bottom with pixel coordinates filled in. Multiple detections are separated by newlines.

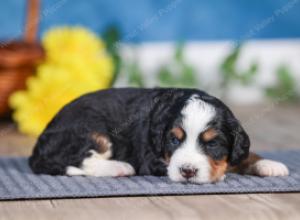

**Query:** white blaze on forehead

left=181, top=95, right=216, bottom=138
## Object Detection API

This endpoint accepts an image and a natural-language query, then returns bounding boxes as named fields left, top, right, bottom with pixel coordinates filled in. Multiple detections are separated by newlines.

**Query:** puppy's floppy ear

left=228, top=117, right=250, bottom=166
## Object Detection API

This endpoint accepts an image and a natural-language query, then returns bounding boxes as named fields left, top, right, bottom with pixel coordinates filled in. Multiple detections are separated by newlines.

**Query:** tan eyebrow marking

left=171, top=127, right=184, bottom=140
left=201, top=128, right=218, bottom=142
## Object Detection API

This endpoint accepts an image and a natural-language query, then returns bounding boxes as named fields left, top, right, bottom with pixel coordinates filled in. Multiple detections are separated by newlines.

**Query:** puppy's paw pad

left=252, top=159, right=289, bottom=177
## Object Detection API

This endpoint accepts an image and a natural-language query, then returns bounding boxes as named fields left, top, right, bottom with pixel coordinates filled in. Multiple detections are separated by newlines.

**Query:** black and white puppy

left=29, top=88, right=289, bottom=183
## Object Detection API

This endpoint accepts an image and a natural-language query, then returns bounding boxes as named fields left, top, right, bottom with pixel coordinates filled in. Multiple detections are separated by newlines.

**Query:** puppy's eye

left=205, top=139, right=217, bottom=147
left=170, top=136, right=181, bottom=146
left=169, top=127, right=184, bottom=146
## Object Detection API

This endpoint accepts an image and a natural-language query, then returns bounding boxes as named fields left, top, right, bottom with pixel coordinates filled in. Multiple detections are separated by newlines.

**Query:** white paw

left=252, top=159, right=289, bottom=177
left=80, top=156, right=136, bottom=177
left=219, top=174, right=226, bottom=181
left=114, top=161, right=135, bottom=177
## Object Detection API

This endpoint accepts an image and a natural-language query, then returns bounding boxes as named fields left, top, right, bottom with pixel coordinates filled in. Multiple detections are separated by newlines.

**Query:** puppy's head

left=162, top=94, right=250, bottom=184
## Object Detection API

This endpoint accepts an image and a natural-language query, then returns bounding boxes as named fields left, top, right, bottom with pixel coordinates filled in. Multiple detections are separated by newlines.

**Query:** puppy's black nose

left=180, top=166, right=198, bottom=179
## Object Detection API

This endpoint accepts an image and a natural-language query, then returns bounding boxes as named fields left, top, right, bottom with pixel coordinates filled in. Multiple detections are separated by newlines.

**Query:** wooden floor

left=0, top=104, right=300, bottom=220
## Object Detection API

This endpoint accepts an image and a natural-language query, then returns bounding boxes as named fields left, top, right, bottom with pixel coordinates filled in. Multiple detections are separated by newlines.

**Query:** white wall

left=117, top=39, right=300, bottom=104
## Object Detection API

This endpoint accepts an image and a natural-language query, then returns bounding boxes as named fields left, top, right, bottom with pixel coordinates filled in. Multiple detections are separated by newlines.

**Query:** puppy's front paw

left=251, top=159, right=289, bottom=177
left=218, top=174, right=226, bottom=181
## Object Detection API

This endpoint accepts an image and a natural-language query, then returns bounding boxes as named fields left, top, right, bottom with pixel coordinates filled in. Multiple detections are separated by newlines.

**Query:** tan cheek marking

left=202, top=128, right=218, bottom=142
left=228, top=152, right=262, bottom=174
left=209, top=157, right=228, bottom=182
left=171, top=127, right=184, bottom=140
left=91, top=133, right=112, bottom=154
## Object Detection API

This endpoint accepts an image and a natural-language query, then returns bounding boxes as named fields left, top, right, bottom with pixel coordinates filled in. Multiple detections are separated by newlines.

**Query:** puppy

left=29, top=88, right=289, bottom=183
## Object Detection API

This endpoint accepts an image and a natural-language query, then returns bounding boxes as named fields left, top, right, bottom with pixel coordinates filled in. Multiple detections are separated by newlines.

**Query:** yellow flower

left=10, top=27, right=114, bottom=136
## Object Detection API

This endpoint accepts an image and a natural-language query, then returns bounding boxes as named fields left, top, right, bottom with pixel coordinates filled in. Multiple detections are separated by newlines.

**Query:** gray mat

left=0, top=150, right=300, bottom=200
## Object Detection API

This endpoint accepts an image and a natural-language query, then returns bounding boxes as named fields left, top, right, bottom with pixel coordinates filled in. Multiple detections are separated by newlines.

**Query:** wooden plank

left=178, top=194, right=300, bottom=220
left=0, top=194, right=300, bottom=220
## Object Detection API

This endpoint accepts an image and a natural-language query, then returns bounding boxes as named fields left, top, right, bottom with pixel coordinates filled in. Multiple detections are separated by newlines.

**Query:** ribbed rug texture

left=0, top=150, right=299, bottom=200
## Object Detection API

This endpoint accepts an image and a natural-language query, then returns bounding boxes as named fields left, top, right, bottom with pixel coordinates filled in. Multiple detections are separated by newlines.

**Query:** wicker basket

left=0, top=0, right=44, bottom=117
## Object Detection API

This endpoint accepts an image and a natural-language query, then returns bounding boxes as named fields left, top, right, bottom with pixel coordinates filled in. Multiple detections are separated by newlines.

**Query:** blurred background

left=0, top=0, right=299, bottom=155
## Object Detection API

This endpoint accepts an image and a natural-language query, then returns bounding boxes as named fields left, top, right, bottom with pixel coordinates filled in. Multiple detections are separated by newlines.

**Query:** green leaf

left=127, top=62, right=145, bottom=87
left=265, top=65, right=298, bottom=102
left=157, top=66, right=175, bottom=86
left=220, top=44, right=259, bottom=89
left=220, top=45, right=240, bottom=76
left=277, top=66, right=294, bottom=87
left=102, top=25, right=122, bottom=86
left=180, top=64, right=197, bottom=87
left=174, top=42, right=184, bottom=63
left=157, top=42, right=198, bottom=88
left=240, top=62, right=258, bottom=85
left=103, top=25, right=121, bottom=53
